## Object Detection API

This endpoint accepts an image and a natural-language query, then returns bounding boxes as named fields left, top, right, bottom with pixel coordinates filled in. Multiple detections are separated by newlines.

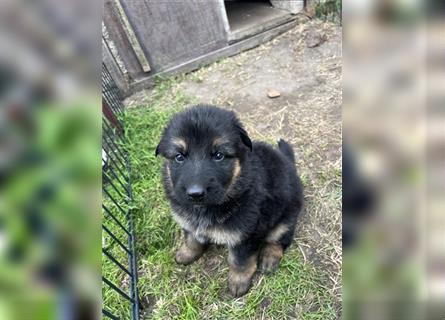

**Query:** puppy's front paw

left=260, top=244, right=283, bottom=274
left=228, top=276, right=252, bottom=297
left=259, top=254, right=281, bottom=273
left=175, top=244, right=203, bottom=265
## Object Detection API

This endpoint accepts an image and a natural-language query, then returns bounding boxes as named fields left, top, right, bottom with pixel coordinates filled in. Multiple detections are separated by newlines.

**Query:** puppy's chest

left=172, top=212, right=242, bottom=247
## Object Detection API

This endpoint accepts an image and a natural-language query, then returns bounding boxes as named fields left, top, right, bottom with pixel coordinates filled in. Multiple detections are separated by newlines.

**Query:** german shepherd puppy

left=155, top=105, right=303, bottom=297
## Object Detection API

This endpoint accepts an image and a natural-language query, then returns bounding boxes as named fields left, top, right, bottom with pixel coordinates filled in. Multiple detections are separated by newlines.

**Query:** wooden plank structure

left=102, top=0, right=304, bottom=96
left=103, top=0, right=145, bottom=81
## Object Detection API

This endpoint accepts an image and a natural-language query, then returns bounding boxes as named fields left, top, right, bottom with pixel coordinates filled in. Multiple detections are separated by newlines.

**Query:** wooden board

left=129, top=19, right=298, bottom=94
left=119, top=0, right=228, bottom=73
left=103, top=0, right=145, bottom=80
left=102, top=39, right=129, bottom=94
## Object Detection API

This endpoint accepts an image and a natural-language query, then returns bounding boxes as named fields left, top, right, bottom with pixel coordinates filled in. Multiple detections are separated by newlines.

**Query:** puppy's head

left=156, top=105, right=252, bottom=205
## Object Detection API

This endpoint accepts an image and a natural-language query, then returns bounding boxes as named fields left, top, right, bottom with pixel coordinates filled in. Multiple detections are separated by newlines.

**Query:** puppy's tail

left=278, top=139, right=296, bottom=163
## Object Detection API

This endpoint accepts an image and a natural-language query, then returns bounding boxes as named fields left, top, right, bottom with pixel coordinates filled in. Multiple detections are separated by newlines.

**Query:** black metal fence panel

left=102, top=63, right=139, bottom=319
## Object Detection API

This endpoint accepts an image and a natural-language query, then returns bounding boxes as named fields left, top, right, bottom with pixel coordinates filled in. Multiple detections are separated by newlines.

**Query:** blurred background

left=0, top=0, right=101, bottom=319
left=343, top=0, right=445, bottom=319
left=0, top=0, right=444, bottom=319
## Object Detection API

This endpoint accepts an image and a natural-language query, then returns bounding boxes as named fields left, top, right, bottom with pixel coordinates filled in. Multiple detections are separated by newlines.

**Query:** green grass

left=315, top=0, right=342, bottom=22
left=100, top=77, right=339, bottom=319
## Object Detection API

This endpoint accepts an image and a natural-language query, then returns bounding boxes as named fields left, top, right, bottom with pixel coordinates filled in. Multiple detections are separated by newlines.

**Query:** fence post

left=102, top=39, right=129, bottom=95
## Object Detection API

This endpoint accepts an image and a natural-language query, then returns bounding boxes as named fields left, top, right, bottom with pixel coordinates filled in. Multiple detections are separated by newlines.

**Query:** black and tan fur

left=155, top=105, right=303, bottom=297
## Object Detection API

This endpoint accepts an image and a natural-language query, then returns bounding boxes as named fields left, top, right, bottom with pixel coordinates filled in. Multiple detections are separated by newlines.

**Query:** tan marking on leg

left=175, top=232, right=205, bottom=265
left=266, top=224, right=290, bottom=243
left=172, top=137, right=187, bottom=150
left=260, top=243, right=283, bottom=273
left=228, top=252, right=258, bottom=297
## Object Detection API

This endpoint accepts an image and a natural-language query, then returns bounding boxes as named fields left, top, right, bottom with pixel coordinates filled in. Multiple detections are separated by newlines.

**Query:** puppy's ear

left=155, top=135, right=166, bottom=157
left=236, top=125, right=252, bottom=151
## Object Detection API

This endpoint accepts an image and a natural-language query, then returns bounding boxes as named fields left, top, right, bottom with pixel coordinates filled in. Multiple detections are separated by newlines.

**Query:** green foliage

left=315, top=0, right=342, bottom=22
left=2, top=102, right=101, bottom=320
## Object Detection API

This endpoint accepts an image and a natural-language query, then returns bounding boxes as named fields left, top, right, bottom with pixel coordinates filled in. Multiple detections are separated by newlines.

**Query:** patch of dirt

left=140, top=293, right=156, bottom=319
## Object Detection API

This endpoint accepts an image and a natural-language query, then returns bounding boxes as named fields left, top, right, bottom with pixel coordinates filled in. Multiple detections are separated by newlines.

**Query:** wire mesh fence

left=102, top=63, right=140, bottom=320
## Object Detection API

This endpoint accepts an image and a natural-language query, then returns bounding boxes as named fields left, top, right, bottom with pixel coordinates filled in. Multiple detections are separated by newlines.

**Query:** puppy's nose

left=186, top=185, right=205, bottom=200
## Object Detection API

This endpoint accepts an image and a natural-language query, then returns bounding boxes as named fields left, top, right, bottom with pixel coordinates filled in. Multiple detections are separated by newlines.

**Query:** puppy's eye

left=213, top=152, right=224, bottom=161
left=175, top=153, right=185, bottom=163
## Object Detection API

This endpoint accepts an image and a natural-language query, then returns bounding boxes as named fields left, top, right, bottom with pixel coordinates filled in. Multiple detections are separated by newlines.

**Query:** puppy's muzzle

left=186, top=184, right=206, bottom=201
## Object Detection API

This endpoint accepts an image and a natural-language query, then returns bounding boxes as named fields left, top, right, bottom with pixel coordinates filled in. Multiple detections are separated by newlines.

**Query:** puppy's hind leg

left=260, top=223, right=295, bottom=273
left=175, top=230, right=207, bottom=265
